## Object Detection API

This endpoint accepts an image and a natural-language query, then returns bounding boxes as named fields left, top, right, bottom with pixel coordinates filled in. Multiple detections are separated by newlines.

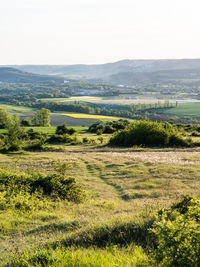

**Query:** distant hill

left=4, top=59, right=200, bottom=86
left=0, top=67, right=63, bottom=83
left=7, top=59, right=200, bottom=80
left=102, top=68, right=200, bottom=86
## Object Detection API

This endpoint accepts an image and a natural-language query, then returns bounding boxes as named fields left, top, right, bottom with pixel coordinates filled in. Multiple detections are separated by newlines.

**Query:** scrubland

left=1, top=143, right=200, bottom=266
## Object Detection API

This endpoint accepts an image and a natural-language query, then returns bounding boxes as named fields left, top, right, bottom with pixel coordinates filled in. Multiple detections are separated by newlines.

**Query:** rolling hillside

left=8, top=58, right=200, bottom=80
left=0, top=67, right=63, bottom=83
left=104, top=68, right=200, bottom=86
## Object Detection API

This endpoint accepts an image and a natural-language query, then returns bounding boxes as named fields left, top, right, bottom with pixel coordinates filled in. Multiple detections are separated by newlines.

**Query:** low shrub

left=89, top=119, right=130, bottom=134
left=47, top=134, right=74, bottom=144
left=56, top=125, right=76, bottom=135
left=150, top=195, right=200, bottom=266
left=0, top=165, right=85, bottom=206
left=26, top=128, right=47, bottom=140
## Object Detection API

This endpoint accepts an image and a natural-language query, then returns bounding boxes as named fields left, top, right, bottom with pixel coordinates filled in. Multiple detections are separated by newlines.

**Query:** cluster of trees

left=130, top=100, right=178, bottom=112
left=0, top=108, right=50, bottom=151
left=0, top=107, right=79, bottom=151
left=21, top=108, right=51, bottom=127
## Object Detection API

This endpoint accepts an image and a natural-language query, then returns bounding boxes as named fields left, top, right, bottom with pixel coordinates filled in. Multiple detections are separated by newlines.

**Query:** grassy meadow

left=0, top=104, right=35, bottom=114
left=1, top=101, right=200, bottom=265
left=162, top=102, right=200, bottom=118
left=1, top=137, right=200, bottom=265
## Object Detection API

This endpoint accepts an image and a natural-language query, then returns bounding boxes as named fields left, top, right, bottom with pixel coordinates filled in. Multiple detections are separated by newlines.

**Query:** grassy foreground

left=0, top=142, right=200, bottom=266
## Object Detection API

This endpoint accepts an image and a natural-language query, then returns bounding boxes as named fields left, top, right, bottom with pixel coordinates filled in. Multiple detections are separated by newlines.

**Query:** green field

left=0, top=104, right=34, bottom=114
left=162, top=102, right=200, bottom=118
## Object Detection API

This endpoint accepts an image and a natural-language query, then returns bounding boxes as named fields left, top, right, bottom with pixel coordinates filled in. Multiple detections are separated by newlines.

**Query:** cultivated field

left=42, top=96, right=166, bottom=105
left=0, top=104, right=123, bottom=126
left=56, top=112, right=119, bottom=120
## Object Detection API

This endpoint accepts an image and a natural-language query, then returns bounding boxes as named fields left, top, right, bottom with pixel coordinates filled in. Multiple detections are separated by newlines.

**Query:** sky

left=0, top=0, right=200, bottom=65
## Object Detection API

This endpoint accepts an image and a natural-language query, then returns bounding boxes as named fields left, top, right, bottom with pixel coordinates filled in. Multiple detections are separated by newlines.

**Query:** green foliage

left=89, top=119, right=130, bottom=134
left=21, top=118, right=32, bottom=127
left=82, top=137, right=89, bottom=143
left=56, top=124, right=76, bottom=135
left=26, top=136, right=47, bottom=151
left=4, top=114, right=25, bottom=151
left=0, top=108, right=9, bottom=129
left=0, top=109, right=25, bottom=151
left=26, top=128, right=47, bottom=140
left=109, top=120, right=191, bottom=147
left=47, top=134, right=78, bottom=144
left=0, top=164, right=85, bottom=209
left=150, top=195, right=200, bottom=266
left=35, top=108, right=51, bottom=127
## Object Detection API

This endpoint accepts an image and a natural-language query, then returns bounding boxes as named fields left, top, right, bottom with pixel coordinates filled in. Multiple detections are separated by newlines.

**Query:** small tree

left=0, top=108, right=9, bottom=129
left=4, top=114, right=25, bottom=151
left=35, top=108, right=50, bottom=127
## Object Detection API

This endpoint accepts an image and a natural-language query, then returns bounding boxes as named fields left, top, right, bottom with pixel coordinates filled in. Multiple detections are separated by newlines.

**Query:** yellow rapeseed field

left=57, top=112, right=119, bottom=120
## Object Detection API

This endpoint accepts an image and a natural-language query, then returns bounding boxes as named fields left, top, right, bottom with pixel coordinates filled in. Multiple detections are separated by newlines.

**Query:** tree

left=35, top=108, right=50, bottom=127
left=0, top=108, right=9, bottom=129
left=4, top=114, right=25, bottom=151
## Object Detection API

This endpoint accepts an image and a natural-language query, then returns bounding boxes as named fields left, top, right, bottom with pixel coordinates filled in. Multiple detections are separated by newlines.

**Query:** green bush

left=26, top=128, right=47, bottom=140
left=0, top=166, right=85, bottom=205
left=150, top=195, right=200, bottom=266
left=89, top=119, right=130, bottom=134
left=109, top=120, right=191, bottom=147
left=47, top=134, right=74, bottom=144
left=56, top=124, right=76, bottom=135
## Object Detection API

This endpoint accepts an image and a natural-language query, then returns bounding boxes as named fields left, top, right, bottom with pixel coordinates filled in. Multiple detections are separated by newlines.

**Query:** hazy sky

left=1, top=0, right=200, bottom=64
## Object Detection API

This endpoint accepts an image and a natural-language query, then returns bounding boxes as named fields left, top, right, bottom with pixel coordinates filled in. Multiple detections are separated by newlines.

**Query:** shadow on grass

left=24, top=221, right=80, bottom=236
left=0, top=150, right=28, bottom=155
left=50, top=219, right=156, bottom=250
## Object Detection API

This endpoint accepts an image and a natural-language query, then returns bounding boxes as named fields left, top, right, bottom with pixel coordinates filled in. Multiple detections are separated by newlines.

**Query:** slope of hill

left=8, top=58, right=200, bottom=80
left=104, top=68, right=200, bottom=86
left=0, top=67, right=63, bottom=83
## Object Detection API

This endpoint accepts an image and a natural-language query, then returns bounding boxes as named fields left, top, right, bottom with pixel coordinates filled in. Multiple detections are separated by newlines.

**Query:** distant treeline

left=30, top=101, right=177, bottom=120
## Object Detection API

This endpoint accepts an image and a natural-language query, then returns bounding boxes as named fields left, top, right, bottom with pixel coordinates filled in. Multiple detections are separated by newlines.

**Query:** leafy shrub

left=150, top=195, right=200, bottom=266
left=56, top=124, right=76, bottom=135
left=109, top=120, right=191, bottom=147
left=25, top=136, right=47, bottom=151
left=47, top=134, right=74, bottom=144
left=89, top=119, right=130, bottom=134
left=26, top=128, right=47, bottom=140
left=0, top=165, right=85, bottom=205
left=82, top=137, right=89, bottom=143
left=97, top=137, right=104, bottom=144
left=28, top=173, right=85, bottom=202
left=21, top=118, right=32, bottom=127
